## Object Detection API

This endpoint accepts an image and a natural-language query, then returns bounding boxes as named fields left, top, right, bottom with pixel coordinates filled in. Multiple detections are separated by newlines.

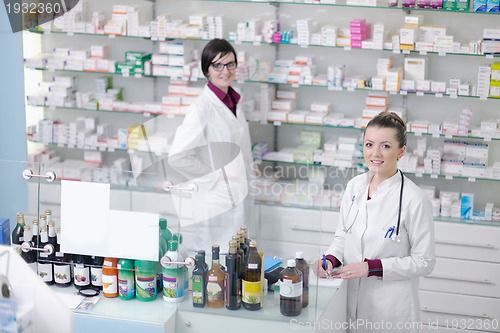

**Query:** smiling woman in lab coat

left=313, top=111, right=435, bottom=332
left=168, top=39, right=255, bottom=253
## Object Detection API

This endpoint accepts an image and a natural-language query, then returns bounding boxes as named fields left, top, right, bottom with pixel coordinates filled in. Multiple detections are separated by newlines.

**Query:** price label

left=108, top=148, right=115, bottom=152
left=486, top=54, right=494, bottom=59
left=300, top=44, right=309, bottom=48
left=274, top=121, right=282, bottom=126
left=431, top=174, right=438, bottom=179
left=151, top=37, right=158, bottom=41
left=67, top=32, right=74, bottom=36
left=253, top=41, right=261, bottom=46
left=484, top=136, right=492, bottom=142
left=260, top=120, right=268, bottom=125
left=143, top=112, right=151, bottom=117
left=419, top=51, right=427, bottom=55
left=159, top=37, right=166, bottom=41
left=99, top=147, right=106, bottom=151
left=445, top=134, right=453, bottom=139
left=400, top=90, right=408, bottom=96
left=334, top=86, right=343, bottom=91
left=416, top=91, right=424, bottom=97
left=415, top=173, right=423, bottom=178
left=182, top=76, right=189, bottom=81
left=432, top=133, right=440, bottom=138
left=292, top=84, right=299, bottom=88
left=390, top=90, right=397, bottom=95
left=438, top=51, right=446, bottom=56
left=344, top=46, right=352, bottom=51
left=328, top=85, right=335, bottom=91
left=450, top=94, right=458, bottom=99
left=445, top=175, right=453, bottom=180
left=393, top=49, right=401, bottom=54
left=347, top=87, right=355, bottom=92
left=414, top=131, right=422, bottom=136
left=90, top=146, right=97, bottom=150
left=435, top=93, right=443, bottom=98
left=108, top=34, right=116, bottom=39
left=403, top=50, right=410, bottom=54
left=480, top=96, right=488, bottom=101
left=122, top=71, right=130, bottom=78
left=58, top=143, right=64, bottom=148
left=134, top=74, right=142, bottom=78
left=468, top=177, right=476, bottom=182
left=190, top=76, right=198, bottom=82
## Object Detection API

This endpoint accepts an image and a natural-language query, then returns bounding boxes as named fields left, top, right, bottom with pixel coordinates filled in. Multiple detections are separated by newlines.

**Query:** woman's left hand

left=330, top=262, right=369, bottom=279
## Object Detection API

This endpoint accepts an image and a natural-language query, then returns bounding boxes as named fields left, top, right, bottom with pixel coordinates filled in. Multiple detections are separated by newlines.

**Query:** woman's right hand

left=312, top=259, right=333, bottom=278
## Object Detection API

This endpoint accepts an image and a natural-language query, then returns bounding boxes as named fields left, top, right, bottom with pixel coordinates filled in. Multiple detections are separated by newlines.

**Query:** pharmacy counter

left=51, top=277, right=346, bottom=333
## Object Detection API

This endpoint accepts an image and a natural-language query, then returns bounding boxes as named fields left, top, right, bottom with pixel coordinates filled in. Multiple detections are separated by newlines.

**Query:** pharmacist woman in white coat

left=313, top=111, right=435, bottom=332
left=168, top=39, right=255, bottom=253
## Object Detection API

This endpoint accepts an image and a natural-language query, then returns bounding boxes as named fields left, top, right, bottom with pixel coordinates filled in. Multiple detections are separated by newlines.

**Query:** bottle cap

left=249, top=240, right=257, bottom=247
left=295, top=251, right=304, bottom=259
left=32, top=220, right=39, bottom=225
left=159, top=218, right=167, bottom=229
left=287, top=259, right=296, bottom=267
left=167, top=240, right=178, bottom=251
left=173, top=233, right=183, bottom=244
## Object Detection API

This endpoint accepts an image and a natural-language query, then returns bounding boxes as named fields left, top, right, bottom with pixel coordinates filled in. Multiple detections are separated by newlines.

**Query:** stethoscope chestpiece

left=391, top=234, right=401, bottom=243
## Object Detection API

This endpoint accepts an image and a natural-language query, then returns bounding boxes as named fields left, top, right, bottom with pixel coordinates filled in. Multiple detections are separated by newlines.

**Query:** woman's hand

left=330, top=262, right=369, bottom=279
left=312, top=259, right=334, bottom=278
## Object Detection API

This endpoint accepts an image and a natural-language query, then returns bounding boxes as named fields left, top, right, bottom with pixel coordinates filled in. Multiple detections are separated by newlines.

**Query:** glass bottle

left=237, top=231, right=249, bottom=261
left=242, top=240, right=262, bottom=311
left=191, top=253, right=206, bottom=308
left=207, top=245, right=225, bottom=308
left=31, top=219, right=39, bottom=249
left=295, top=251, right=309, bottom=308
left=118, top=259, right=135, bottom=300
left=280, top=259, right=303, bottom=317
left=39, top=214, right=47, bottom=230
left=48, top=221, right=57, bottom=250
left=232, top=235, right=245, bottom=279
left=225, top=240, right=241, bottom=310
left=38, top=226, right=54, bottom=285
left=54, top=228, right=72, bottom=288
left=90, top=256, right=104, bottom=290
left=240, top=226, right=250, bottom=246
left=73, top=254, right=91, bottom=290
left=102, top=257, right=119, bottom=297
left=11, top=212, right=25, bottom=255
left=198, top=250, right=209, bottom=274
left=21, top=225, right=37, bottom=271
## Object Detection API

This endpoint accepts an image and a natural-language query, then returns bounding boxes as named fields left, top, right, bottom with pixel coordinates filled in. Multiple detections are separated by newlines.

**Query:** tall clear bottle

left=280, top=259, right=303, bottom=317
left=225, top=240, right=241, bottom=310
left=295, top=251, right=309, bottom=308
left=191, top=253, right=206, bottom=308
left=11, top=212, right=25, bottom=255
left=242, top=240, right=262, bottom=311
left=207, top=245, right=225, bottom=308
left=38, top=226, right=54, bottom=285
left=54, top=228, right=72, bottom=288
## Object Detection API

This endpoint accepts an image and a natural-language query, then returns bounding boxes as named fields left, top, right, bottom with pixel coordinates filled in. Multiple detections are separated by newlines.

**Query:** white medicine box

left=404, top=57, right=428, bottom=81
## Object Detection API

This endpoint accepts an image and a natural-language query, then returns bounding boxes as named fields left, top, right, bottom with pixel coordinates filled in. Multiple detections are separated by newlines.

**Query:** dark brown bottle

left=280, top=259, right=303, bottom=317
left=38, top=226, right=54, bottom=285
left=12, top=212, right=26, bottom=255
left=295, top=251, right=309, bottom=308
left=242, top=240, right=262, bottom=311
left=54, top=228, right=72, bottom=287
left=225, top=240, right=241, bottom=310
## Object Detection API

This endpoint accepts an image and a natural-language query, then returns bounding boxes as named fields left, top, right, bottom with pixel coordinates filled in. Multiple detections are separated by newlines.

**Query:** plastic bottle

left=162, top=240, right=184, bottom=302
left=159, top=218, right=173, bottom=244
left=102, top=257, right=119, bottom=298
left=280, top=259, right=303, bottom=317
left=191, top=253, right=206, bottom=308
left=173, top=233, right=189, bottom=292
left=295, top=251, right=309, bottom=308
left=135, top=260, right=157, bottom=301
left=118, top=259, right=135, bottom=300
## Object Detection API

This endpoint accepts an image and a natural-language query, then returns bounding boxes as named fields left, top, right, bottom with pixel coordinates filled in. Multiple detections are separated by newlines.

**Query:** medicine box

left=0, top=218, right=10, bottom=245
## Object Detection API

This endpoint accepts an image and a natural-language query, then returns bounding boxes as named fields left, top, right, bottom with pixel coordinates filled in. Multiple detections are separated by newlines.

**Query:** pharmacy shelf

left=260, top=157, right=500, bottom=183
left=29, top=104, right=185, bottom=118
left=252, top=120, right=500, bottom=142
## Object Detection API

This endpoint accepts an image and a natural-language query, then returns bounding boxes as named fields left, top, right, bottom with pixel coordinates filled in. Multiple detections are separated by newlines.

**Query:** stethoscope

left=342, top=170, right=404, bottom=243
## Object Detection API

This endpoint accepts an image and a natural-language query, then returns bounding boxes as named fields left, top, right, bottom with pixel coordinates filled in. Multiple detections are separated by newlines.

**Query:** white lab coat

left=327, top=171, right=435, bottom=332
left=168, top=86, right=255, bottom=253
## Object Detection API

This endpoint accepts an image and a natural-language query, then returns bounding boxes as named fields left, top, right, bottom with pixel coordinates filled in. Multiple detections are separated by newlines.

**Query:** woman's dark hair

left=201, top=39, right=238, bottom=78
left=365, top=111, right=407, bottom=148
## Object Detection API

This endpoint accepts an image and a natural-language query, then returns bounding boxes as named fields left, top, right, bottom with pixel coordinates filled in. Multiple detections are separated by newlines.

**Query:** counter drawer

left=259, top=205, right=338, bottom=246
left=420, top=258, right=500, bottom=298
left=434, top=222, right=500, bottom=263
left=420, top=290, right=500, bottom=333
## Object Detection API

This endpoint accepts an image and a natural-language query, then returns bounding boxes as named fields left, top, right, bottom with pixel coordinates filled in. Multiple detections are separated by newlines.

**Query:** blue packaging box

left=0, top=218, right=10, bottom=245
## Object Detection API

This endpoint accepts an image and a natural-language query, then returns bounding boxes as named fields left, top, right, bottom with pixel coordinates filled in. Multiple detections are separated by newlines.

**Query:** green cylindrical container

left=134, top=260, right=157, bottom=302
left=118, top=259, right=135, bottom=300
left=159, top=218, right=173, bottom=244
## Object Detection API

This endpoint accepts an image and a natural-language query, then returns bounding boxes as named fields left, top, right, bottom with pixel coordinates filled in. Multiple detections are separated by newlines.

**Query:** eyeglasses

left=210, top=61, right=237, bottom=71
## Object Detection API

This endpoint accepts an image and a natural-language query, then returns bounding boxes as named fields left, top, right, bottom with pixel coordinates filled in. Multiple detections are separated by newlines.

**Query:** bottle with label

left=198, top=250, right=209, bottom=274
left=280, top=259, right=303, bottom=317
left=102, top=257, right=119, bottom=297
left=73, top=254, right=91, bottom=290
left=225, top=240, right=241, bottom=310
left=31, top=219, right=39, bottom=249
left=21, top=225, right=37, bottom=271
left=11, top=212, right=25, bottom=255
left=48, top=221, right=57, bottom=250
left=118, top=258, right=135, bottom=300
left=173, top=233, right=189, bottom=292
left=207, top=245, right=225, bottom=308
left=242, top=240, right=262, bottom=311
left=38, top=226, right=54, bottom=285
left=54, top=229, right=72, bottom=288
left=135, top=260, right=157, bottom=301
left=191, top=253, right=206, bottom=308
left=295, top=251, right=309, bottom=308
left=90, top=256, right=104, bottom=290
left=162, top=240, right=184, bottom=302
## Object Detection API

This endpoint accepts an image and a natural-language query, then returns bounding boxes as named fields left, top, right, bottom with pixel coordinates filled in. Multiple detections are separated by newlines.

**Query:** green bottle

left=134, top=260, right=157, bottom=302
left=159, top=218, right=173, bottom=244
left=173, top=233, right=189, bottom=292
left=118, top=259, right=135, bottom=300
